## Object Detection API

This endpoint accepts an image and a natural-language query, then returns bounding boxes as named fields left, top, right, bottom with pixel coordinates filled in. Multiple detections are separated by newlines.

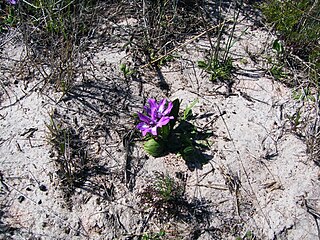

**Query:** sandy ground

left=1, top=3, right=320, bottom=240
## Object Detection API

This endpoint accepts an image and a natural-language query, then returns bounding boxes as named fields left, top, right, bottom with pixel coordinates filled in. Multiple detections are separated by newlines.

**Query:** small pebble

left=18, top=196, right=25, bottom=203
left=39, top=184, right=47, bottom=192
left=64, top=227, right=70, bottom=234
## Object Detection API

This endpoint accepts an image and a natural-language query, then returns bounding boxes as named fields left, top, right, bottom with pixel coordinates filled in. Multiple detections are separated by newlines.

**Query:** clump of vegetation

left=197, top=1, right=242, bottom=93
left=135, top=98, right=212, bottom=169
left=142, top=229, right=166, bottom=240
left=130, top=0, right=204, bottom=67
left=139, top=172, right=186, bottom=219
left=0, top=1, right=18, bottom=32
left=261, top=0, right=320, bottom=60
left=236, top=230, right=256, bottom=240
left=198, top=57, right=234, bottom=82
left=139, top=172, right=212, bottom=235
left=267, top=39, right=288, bottom=81
left=260, top=0, right=320, bottom=165
left=46, top=114, right=88, bottom=197
left=140, top=173, right=189, bottom=222
left=18, top=0, right=96, bottom=46
left=2, top=0, right=98, bottom=93
left=260, top=0, right=320, bottom=86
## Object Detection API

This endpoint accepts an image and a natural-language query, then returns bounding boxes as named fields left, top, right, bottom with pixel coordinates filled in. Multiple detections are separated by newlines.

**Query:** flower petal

left=162, top=101, right=173, bottom=116
left=138, top=113, right=151, bottom=123
left=137, top=98, right=175, bottom=137
left=144, top=106, right=151, bottom=115
left=6, top=0, right=18, bottom=4
left=157, top=116, right=173, bottom=128
left=137, top=122, right=147, bottom=130
left=150, top=126, right=158, bottom=136
left=142, top=129, right=151, bottom=136
left=148, top=99, right=157, bottom=111
left=158, top=99, right=166, bottom=113
left=150, top=106, right=158, bottom=122
left=136, top=122, right=152, bottom=136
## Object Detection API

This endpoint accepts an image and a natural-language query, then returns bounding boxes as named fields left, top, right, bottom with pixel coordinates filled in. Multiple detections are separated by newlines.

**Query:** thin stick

left=22, top=0, right=40, bottom=9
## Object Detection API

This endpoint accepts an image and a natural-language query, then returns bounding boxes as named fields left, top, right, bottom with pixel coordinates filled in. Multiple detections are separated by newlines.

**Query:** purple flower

left=137, top=98, right=174, bottom=136
left=6, top=0, right=18, bottom=5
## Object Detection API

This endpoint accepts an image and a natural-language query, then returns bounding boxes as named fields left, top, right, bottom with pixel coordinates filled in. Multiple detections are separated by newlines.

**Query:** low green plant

left=197, top=1, right=242, bottom=88
left=182, top=99, right=198, bottom=120
left=46, top=114, right=87, bottom=190
left=59, top=79, right=71, bottom=95
left=139, top=172, right=212, bottom=225
left=260, top=0, right=320, bottom=86
left=292, top=87, right=316, bottom=102
left=235, top=230, right=256, bottom=240
left=272, top=39, right=284, bottom=56
left=136, top=98, right=212, bottom=166
left=267, top=39, right=288, bottom=81
left=119, top=63, right=135, bottom=78
left=289, top=109, right=302, bottom=129
left=139, top=172, right=185, bottom=218
left=149, top=50, right=177, bottom=66
left=46, top=115, right=74, bottom=182
left=198, top=57, right=234, bottom=82
left=0, top=2, right=18, bottom=32
left=270, top=63, right=287, bottom=81
left=9, top=0, right=98, bottom=93
left=142, top=229, right=166, bottom=240
left=156, top=173, right=183, bottom=202
left=260, top=0, right=320, bottom=58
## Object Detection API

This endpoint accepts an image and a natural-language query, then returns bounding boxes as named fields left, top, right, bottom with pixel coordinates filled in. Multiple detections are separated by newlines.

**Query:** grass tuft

left=46, top=113, right=88, bottom=201
left=260, top=0, right=320, bottom=86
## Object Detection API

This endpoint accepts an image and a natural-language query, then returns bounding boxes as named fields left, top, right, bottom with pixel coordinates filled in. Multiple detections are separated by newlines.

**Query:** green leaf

left=183, top=146, right=194, bottom=155
left=272, top=39, right=283, bottom=54
left=292, top=90, right=302, bottom=100
left=160, top=124, right=170, bottom=140
left=197, top=60, right=208, bottom=69
left=198, top=60, right=210, bottom=70
left=158, top=229, right=165, bottom=236
left=245, top=230, right=253, bottom=238
left=169, top=99, right=180, bottom=129
left=142, top=234, right=149, bottom=240
left=119, top=63, right=126, bottom=72
left=183, top=99, right=198, bottom=120
left=294, top=111, right=301, bottom=126
left=144, top=138, right=164, bottom=157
